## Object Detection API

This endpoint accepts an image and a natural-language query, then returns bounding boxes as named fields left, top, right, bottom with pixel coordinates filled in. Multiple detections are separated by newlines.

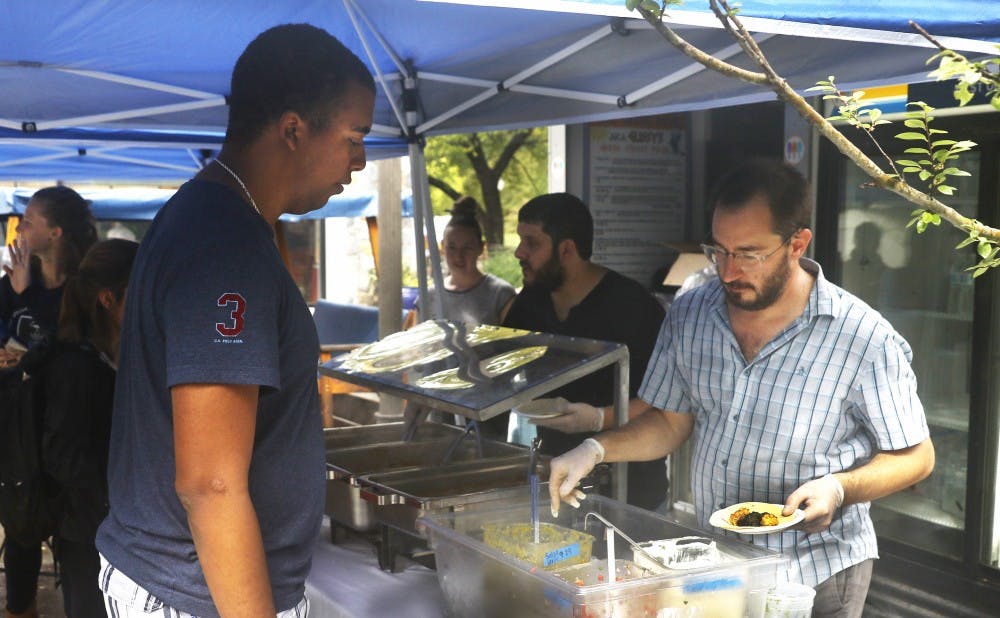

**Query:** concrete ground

left=0, top=529, right=67, bottom=618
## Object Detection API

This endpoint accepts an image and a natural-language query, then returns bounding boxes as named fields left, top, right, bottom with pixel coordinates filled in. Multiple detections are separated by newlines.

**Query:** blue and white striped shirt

left=639, top=258, right=929, bottom=586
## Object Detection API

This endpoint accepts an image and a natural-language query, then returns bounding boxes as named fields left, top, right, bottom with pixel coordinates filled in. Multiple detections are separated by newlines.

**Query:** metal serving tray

left=319, top=321, right=628, bottom=424
left=325, top=432, right=526, bottom=531
left=323, top=421, right=463, bottom=451
left=360, top=455, right=550, bottom=537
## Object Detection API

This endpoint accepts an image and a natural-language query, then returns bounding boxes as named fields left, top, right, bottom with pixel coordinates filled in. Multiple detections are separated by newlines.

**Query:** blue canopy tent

left=0, top=127, right=408, bottom=183
left=0, top=187, right=413, bottom=221
left=0, top=0, right=996, bottom=308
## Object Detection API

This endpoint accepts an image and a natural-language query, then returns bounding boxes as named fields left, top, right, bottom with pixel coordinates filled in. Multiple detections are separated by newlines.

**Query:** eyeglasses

left=700, top=236, right=792, bottom=271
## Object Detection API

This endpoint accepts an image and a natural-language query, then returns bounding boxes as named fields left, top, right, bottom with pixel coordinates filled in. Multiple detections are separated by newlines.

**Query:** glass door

left=834, top=154, right=980, bottom=558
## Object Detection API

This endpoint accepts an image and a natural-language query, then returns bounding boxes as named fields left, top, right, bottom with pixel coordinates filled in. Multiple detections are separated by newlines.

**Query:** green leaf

left=974, top=266, right=989, bottom=278
left=903, top=118, right=926, bottom=129
left=639, top=0, right=661, bottom=13
left=979, top=242, right=994, bottom=259
left=956, top=236, right=977, bottom=249
left=894, top=159, right=921, bottom=168
left=904, top=147, right=931, bottom=155
left=937, top=185, right=956, bottom=195
left=625, top=0, right=642, bottom=10
left=931, top=139, right=957, bottom=147
left=918, top=170, right=933, bottom=181
left=895, top=132, right=927, bottom=140
left=929, top=128, right=947, bottom=135
left=901, top=167, right=921, bottom=174
left=955, top=83, right=975, bottom=106
left=942, top=168, right=972, bottom=177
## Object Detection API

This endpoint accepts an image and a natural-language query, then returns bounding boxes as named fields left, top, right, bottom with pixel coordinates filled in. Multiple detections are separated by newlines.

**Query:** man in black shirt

left=494, top=193, right=667, bottom=510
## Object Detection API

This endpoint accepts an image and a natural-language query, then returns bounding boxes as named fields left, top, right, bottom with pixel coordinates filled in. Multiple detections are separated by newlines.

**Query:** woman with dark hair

left=1, top=186, right=98, bottom=359
left=42, top=239, right=138, bottom=618
left=405, top=196, right=515, bottom=328
left=0, top=185, right=96, bottom=618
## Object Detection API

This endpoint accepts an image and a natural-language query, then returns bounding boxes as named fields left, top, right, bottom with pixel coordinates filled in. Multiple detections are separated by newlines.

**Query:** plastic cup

left=763, top=582, right=816, bottom=618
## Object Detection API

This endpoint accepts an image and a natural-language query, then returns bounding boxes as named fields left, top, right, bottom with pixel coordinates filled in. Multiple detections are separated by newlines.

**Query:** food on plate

left=729, top=507, right=780, bottom=527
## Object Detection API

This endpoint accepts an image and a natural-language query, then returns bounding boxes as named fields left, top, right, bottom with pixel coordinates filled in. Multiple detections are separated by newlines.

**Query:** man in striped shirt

left=548, top=159, right=934, bottom=618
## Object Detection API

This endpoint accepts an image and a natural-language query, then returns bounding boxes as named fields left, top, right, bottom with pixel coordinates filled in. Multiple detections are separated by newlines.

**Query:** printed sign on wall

left=587, top=117, right=687, bottom=287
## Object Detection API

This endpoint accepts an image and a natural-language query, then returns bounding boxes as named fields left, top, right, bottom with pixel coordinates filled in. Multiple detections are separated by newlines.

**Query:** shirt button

left=732, top=414, right=738, bottom=421
left=719, top=502, right=726, bottom=509
left=721, top=459, right=728, bottom=466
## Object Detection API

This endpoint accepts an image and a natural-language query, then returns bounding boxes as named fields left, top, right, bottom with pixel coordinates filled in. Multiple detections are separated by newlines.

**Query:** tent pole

left=29, top=98, right=224, bottom=132
left=623, top=35, right=774, bottom=105
left=408, top=143, right=430, bottom=320
left=417, top=149, right=445, bottom=319
left=376, top=158, right=403, bottom=338
left=417, top=22, right=614, bottom=134
left=409, top=143, right=445, bottom=320
left=342, top=0, right=408, bottom=133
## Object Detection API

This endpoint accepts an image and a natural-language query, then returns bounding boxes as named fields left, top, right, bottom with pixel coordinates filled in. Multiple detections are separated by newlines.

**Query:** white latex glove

left=548, top=438, right=604, bottom=517
left=784, top=473, right=844, bottom=534
left=530, top=400, right=604, bottom=433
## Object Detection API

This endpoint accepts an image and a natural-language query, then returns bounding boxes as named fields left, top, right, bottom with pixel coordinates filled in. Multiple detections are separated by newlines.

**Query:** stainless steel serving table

left=304, top=517, right=445, bottom=617
left=318, top=321, right=631, bottom=500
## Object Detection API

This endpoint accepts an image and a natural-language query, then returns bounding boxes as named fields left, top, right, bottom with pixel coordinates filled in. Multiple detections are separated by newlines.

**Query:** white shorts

left=99, top=554, right=309, bottom=618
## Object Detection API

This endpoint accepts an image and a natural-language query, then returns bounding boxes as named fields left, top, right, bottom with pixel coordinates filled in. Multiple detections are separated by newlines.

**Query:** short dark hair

left=709, top=159, right=811, bottom=238
left=518, top=193, right=593, bottom=260
left=226, top=24, right=375, bottom=148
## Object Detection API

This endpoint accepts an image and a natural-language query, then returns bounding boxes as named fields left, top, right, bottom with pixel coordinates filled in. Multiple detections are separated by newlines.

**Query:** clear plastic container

left=418, top=492, right=786, bottom=617
left=482, top=522, right=594, bottom=569
left=763, top=582, right=816, bottom=617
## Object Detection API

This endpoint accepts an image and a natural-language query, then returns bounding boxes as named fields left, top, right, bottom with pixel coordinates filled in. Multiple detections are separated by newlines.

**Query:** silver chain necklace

left=214, top=158, right=264, bottom=219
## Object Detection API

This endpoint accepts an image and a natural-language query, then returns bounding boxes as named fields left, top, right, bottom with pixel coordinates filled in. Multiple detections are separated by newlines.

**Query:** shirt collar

left=801, top=257, right=838, bottom=321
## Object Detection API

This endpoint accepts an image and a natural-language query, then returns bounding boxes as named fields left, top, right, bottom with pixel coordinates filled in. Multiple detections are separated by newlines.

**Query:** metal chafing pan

left=325, top=424, right=526, bottom=531
left=358, top=455, right=550, bottom=537
left=322, top=421, right=461, bottom=451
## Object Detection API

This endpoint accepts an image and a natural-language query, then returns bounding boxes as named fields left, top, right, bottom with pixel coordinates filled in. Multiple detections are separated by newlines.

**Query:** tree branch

left=910, top=20, right=1000, bottom=88
left=493, top=129, right=533, bottom=177
left=427, top=175, right=461, bottom=200
left=636, top=2, right=1000, bottom=243
left=636, top=5, right=769, bottom=87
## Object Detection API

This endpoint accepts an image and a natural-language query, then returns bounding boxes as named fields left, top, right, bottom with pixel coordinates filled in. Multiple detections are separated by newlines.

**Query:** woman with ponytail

left=0, top=186, right=96, bottom=618
left=1, top=186, right=97, bottom=361
left=42, top=239, right=138, bottom=618
left=404, top=196, right=515, bottom=328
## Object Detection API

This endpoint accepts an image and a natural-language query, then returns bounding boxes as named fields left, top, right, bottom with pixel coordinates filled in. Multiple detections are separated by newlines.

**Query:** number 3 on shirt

left=216, top=292, right=247, bottom=337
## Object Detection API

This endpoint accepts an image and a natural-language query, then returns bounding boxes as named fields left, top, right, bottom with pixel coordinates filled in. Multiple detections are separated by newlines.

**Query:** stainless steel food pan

left=325, top=435, right=526, bottom=531
left=359, top=455, right=549, bottom=537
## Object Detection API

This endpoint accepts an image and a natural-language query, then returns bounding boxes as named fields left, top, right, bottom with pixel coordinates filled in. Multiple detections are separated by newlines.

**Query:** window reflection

left=836, top=156, right=979, bottom=558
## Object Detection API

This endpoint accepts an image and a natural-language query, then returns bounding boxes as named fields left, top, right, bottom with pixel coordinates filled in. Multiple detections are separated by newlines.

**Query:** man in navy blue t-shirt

left=96, top=24, right=375, bottom=618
